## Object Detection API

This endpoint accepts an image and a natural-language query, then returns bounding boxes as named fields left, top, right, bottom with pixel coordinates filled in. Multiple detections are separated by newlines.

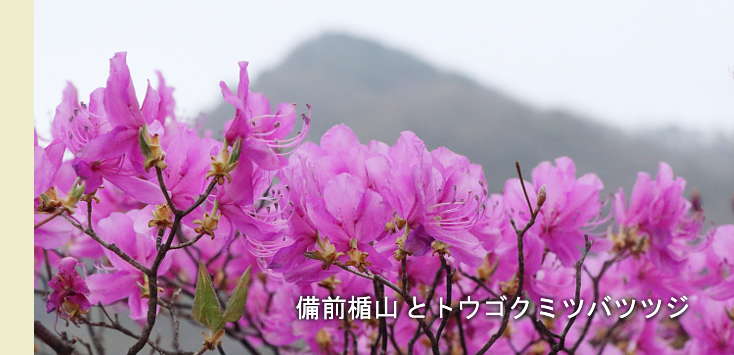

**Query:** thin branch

left=169, top=291, right=182, bottom=353
left=475, top=161, right=541, bottom=355
left=73, top=336, right=94, bottom=355
left=127, top=219, right=178, bottom=354
left=43, top=248, right=53, bottom=284
left=407, top=261, right=443, bottom=355
left=86, top=197, right=95, bottom=234
left=62, top=214, right=150, bottom=274
left=156, top=167, right=177, bottom=213
left=179, top=180, right=217, bottom=217
left=81, top=318, right=191, bottom=355
left=243, top=312, right=279, bottom=355
left=306, top=254, right=438, bottom=354
left=515, top=161, right=534, bottom=216
left=434, top=255, right=452, bottom=341
left=550, top=235, right=592, bottom=354
left=458, top=269, right=499, bottom=299
left=35, top=210, right=63, bottom=229
left=569, top=252, right=627, bottom=353
left=34, top=321, right=75, bottom=355
left=128, top=177, right=220, bottom=355
left=372, top=278, right=388, bottom=355
left=596, top=318, right=626, bottom=355
left=228, top=323, right=263, bottom=355
left=170, top=233, right=206, bottom=249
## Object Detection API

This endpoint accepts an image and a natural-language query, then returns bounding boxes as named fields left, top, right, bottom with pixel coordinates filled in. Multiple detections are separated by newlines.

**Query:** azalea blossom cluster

left=34, top=53, right=734, bottom=355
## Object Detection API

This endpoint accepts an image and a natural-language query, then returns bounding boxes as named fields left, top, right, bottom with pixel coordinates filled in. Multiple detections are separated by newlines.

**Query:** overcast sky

left=35, top=1, right=734, bottom=136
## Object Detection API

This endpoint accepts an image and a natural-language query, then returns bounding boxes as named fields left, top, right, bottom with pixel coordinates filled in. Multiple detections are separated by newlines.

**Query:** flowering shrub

left=34, top=53, right=734, bottom=355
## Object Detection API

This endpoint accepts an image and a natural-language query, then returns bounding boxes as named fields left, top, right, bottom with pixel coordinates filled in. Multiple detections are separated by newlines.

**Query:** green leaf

left=192, top=263, right=223, bottom=331
left=220, top=266, right=252, bottom=325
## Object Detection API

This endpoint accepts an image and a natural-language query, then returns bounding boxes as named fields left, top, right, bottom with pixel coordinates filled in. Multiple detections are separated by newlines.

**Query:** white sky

left=35, top=1, right=734, bottom=136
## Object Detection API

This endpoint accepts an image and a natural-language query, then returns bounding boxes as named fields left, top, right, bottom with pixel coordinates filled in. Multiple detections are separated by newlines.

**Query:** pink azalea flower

left=214, top=157, right=292, bottom=260
left=504, top=157, right=604, bottom=266
left=367, top=131, right=488, bottom=267
left=50, top=53, right=167, bottom=204
left=86, top=209, right=172, bottom=321
left=273, top=125, right=392, bottom=281
left=613, top=162, right=703, bottom=273
left=157, top=121, right=219, bottom=207
left=610, top=255, right=687, bottom=301
left=51, top=83, right=109, bottom=156
left=684, top=225, right=734, bottom=300
left=46, top=257, right=91, bottom=321
left=153, top=71, right=176, bottom=124
left=219, top=61, right=310, bottom=170
left=34, top=131, right=65, bottom=198
left=680, top=296, right=734, bottom=355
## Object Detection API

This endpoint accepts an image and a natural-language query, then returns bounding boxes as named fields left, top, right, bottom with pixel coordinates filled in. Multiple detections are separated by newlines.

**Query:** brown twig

left=170, top=233, right=206, bottom=249
left=63, top=214, right=150, bottom=274
left=127, top=177, right=218, bottom=355
left=550, top=235, right=592, bottom=354
left=454, top=309, right=469, bottom=355
left=156, top=167, right=177, bottom=213
left=458, top=269, right=499, bottom=299
left=35, top=321, right=75, bottom=355
left=475, top=161, right=541, bottom=355
left=80, top=317, right=191, bottom=355
left=373, top=278, right=388, bottom=355
left=569, top=251, right=627, bottom=353
left=434, top=255, right=452, bottom=342
left=35, top=210, right=63, bottom=229
left=407, top=261, right=443, bottom=355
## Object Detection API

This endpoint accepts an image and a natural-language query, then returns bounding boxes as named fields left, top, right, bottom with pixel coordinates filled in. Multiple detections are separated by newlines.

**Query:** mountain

left=202, top=32, right=734, bottom=223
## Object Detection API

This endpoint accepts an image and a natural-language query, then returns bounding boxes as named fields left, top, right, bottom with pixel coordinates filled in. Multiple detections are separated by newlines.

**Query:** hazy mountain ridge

left=202, top=32, right=733, bottom=223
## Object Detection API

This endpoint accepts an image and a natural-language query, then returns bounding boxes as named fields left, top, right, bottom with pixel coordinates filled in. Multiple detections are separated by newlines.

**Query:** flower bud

left=536, top=185, right=547, bottom=209
left=500, top=277, right=519, bottom=296
left=194, top=203, right=221, bottom=239
left=305, top=236, right=344, bottom=269
left=64, top=180, right=86, bottom=210
left=431, top=240, right=450, bottom=256
left=148, top=204, right=174, bottom=229
left=138, top=125, right=167, bottom=171
left=37, top=181, right=86, bottom=214
left=345, top=247, right=370, bottom=272
left=317, top=275, right=342, bottom=292
left=690, top=188, right=703, bottom=212
left=46, top=257, right=91, bottom=322
left=206, top=138, right=241, bottom=185
left=315, top=328, right=332, bottom=350
left=37, top=187, right=63, bottom=213
left=610, top=227, right=649, bottom=255
left=477, top=256, right=497, bottom=281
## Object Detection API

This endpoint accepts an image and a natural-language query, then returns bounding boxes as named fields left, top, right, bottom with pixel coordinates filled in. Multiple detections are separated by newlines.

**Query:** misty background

left=202, top=32, right=734, bottom=224
left=35, top=1, right=733, bottom=353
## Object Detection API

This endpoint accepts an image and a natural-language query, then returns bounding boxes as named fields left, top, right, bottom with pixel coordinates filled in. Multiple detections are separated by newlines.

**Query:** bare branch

left=35, top=321, right=75, bottom=355
left=62, top=214, right=150, bottom=274
left=35, top=210, right=63, bottom=229
left=475, top=161, right=541, bottom=355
